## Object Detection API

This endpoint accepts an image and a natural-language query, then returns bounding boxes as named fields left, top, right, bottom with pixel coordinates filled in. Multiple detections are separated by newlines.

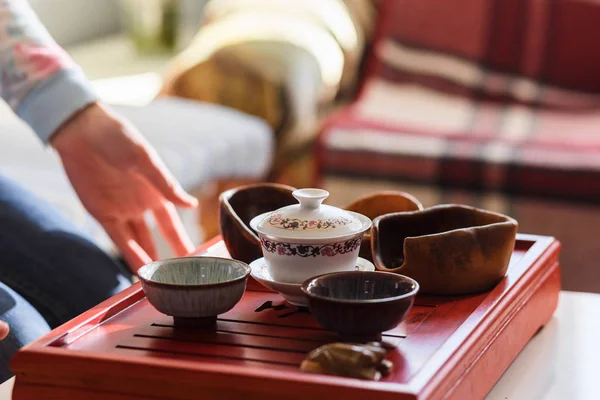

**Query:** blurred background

left=3, top=0, right=599, bottom=294
left=31, top=0, right=209, bottom=103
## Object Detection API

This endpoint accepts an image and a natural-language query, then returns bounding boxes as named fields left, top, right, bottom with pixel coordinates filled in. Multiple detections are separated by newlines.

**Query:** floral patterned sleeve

left=0, top=0, right=98, bottom=142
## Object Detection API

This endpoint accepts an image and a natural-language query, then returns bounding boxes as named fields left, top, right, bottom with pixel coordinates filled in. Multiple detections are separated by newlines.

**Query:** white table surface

left=486, top=290, right=600, bottom=400
left=0, top=291, right=597, bottom=399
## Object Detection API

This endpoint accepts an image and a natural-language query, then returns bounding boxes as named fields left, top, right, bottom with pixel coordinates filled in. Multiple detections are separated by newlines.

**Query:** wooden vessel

left=11, top=234, right=561, bottom=400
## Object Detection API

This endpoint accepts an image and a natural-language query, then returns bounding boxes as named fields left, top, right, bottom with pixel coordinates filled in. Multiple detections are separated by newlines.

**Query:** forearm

left=0, top=0, right=97, bottom=142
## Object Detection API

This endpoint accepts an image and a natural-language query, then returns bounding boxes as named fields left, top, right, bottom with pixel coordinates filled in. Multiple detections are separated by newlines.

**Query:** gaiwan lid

left=250, top=188, right=371, bottom=240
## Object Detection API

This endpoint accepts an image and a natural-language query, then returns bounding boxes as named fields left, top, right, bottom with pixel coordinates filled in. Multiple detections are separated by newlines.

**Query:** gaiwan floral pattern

left=268, top=213, right=353, bottom=230
left=260, top=236, right=362, bottom=257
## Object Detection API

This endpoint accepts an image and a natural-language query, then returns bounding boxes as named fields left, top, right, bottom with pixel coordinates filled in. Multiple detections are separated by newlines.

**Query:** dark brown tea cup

left=302, top=271, right=419, bottom=341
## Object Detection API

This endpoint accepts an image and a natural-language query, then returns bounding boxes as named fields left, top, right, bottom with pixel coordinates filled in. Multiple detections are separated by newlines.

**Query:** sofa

left=315, top=0, right=600, bottom=293
left=0, top=98, right=273, bottom=259
left=159, top=0, right=378, bottom=188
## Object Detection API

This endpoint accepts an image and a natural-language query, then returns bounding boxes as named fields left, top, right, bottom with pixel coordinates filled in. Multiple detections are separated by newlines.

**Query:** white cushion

left=110, top=98, right=274, bottom=188
left=0, top=98, right=274, bottom=257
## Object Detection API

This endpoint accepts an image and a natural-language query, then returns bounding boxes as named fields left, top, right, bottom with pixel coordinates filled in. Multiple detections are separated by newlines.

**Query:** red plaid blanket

left=317, top=0, right=600, bottom=202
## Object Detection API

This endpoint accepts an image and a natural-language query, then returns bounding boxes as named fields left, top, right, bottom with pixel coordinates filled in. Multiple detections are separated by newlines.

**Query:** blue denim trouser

left=0, top=175, right=132, bottom=382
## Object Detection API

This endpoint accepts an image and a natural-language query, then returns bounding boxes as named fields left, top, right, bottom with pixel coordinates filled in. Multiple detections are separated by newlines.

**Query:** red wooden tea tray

left=11, top=234, right=561, bottom=400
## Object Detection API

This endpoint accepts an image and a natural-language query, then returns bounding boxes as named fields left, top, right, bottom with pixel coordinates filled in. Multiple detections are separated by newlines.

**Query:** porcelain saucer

left=249, top=257, right=375, bottom=307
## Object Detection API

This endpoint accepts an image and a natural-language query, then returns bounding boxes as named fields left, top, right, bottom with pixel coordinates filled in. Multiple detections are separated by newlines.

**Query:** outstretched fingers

left=135, top=149, right=198, bottom=209
left=129, top=218, right=158, bottom=261
left=153, top=202, right=195, bottom=257
left=102, top=220, right=153, bottom=273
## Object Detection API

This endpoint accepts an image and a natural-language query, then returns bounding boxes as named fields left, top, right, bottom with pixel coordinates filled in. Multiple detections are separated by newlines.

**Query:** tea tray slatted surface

left=11, top=234, right=561, bottom=400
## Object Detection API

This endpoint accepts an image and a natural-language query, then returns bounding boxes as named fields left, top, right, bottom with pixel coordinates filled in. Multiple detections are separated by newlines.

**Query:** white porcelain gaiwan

left=249, top=188, right=372, bottom=284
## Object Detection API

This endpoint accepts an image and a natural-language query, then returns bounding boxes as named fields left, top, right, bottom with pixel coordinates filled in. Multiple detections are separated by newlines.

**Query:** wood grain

left=10, top=234, right=561, bottom=400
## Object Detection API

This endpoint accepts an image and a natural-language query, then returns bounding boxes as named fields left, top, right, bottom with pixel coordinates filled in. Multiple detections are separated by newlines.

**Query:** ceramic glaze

left=141, top=259, right=247, bottom=285
left=249, top=188, right=372, bottom=284
left=302, top=271, right=418, bottom=340
left=138, top=257, right=250, bottom=320
left=252, top=189, right=366, bottom=240
left=255, top=231, right=367, bottom=283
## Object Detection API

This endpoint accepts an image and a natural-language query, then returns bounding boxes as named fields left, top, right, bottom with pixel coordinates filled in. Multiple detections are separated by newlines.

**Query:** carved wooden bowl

left=344, top=191, right=423, bottom=262
left=371, top=205, right=518, bottom=295
left=219, top=183, right=297, bottom=264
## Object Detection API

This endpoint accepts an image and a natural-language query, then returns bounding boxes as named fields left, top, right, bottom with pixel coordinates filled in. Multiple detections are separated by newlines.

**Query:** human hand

left=51, top=103, right=198, bottom=272
left=0, top=321, right=8, bottom=340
